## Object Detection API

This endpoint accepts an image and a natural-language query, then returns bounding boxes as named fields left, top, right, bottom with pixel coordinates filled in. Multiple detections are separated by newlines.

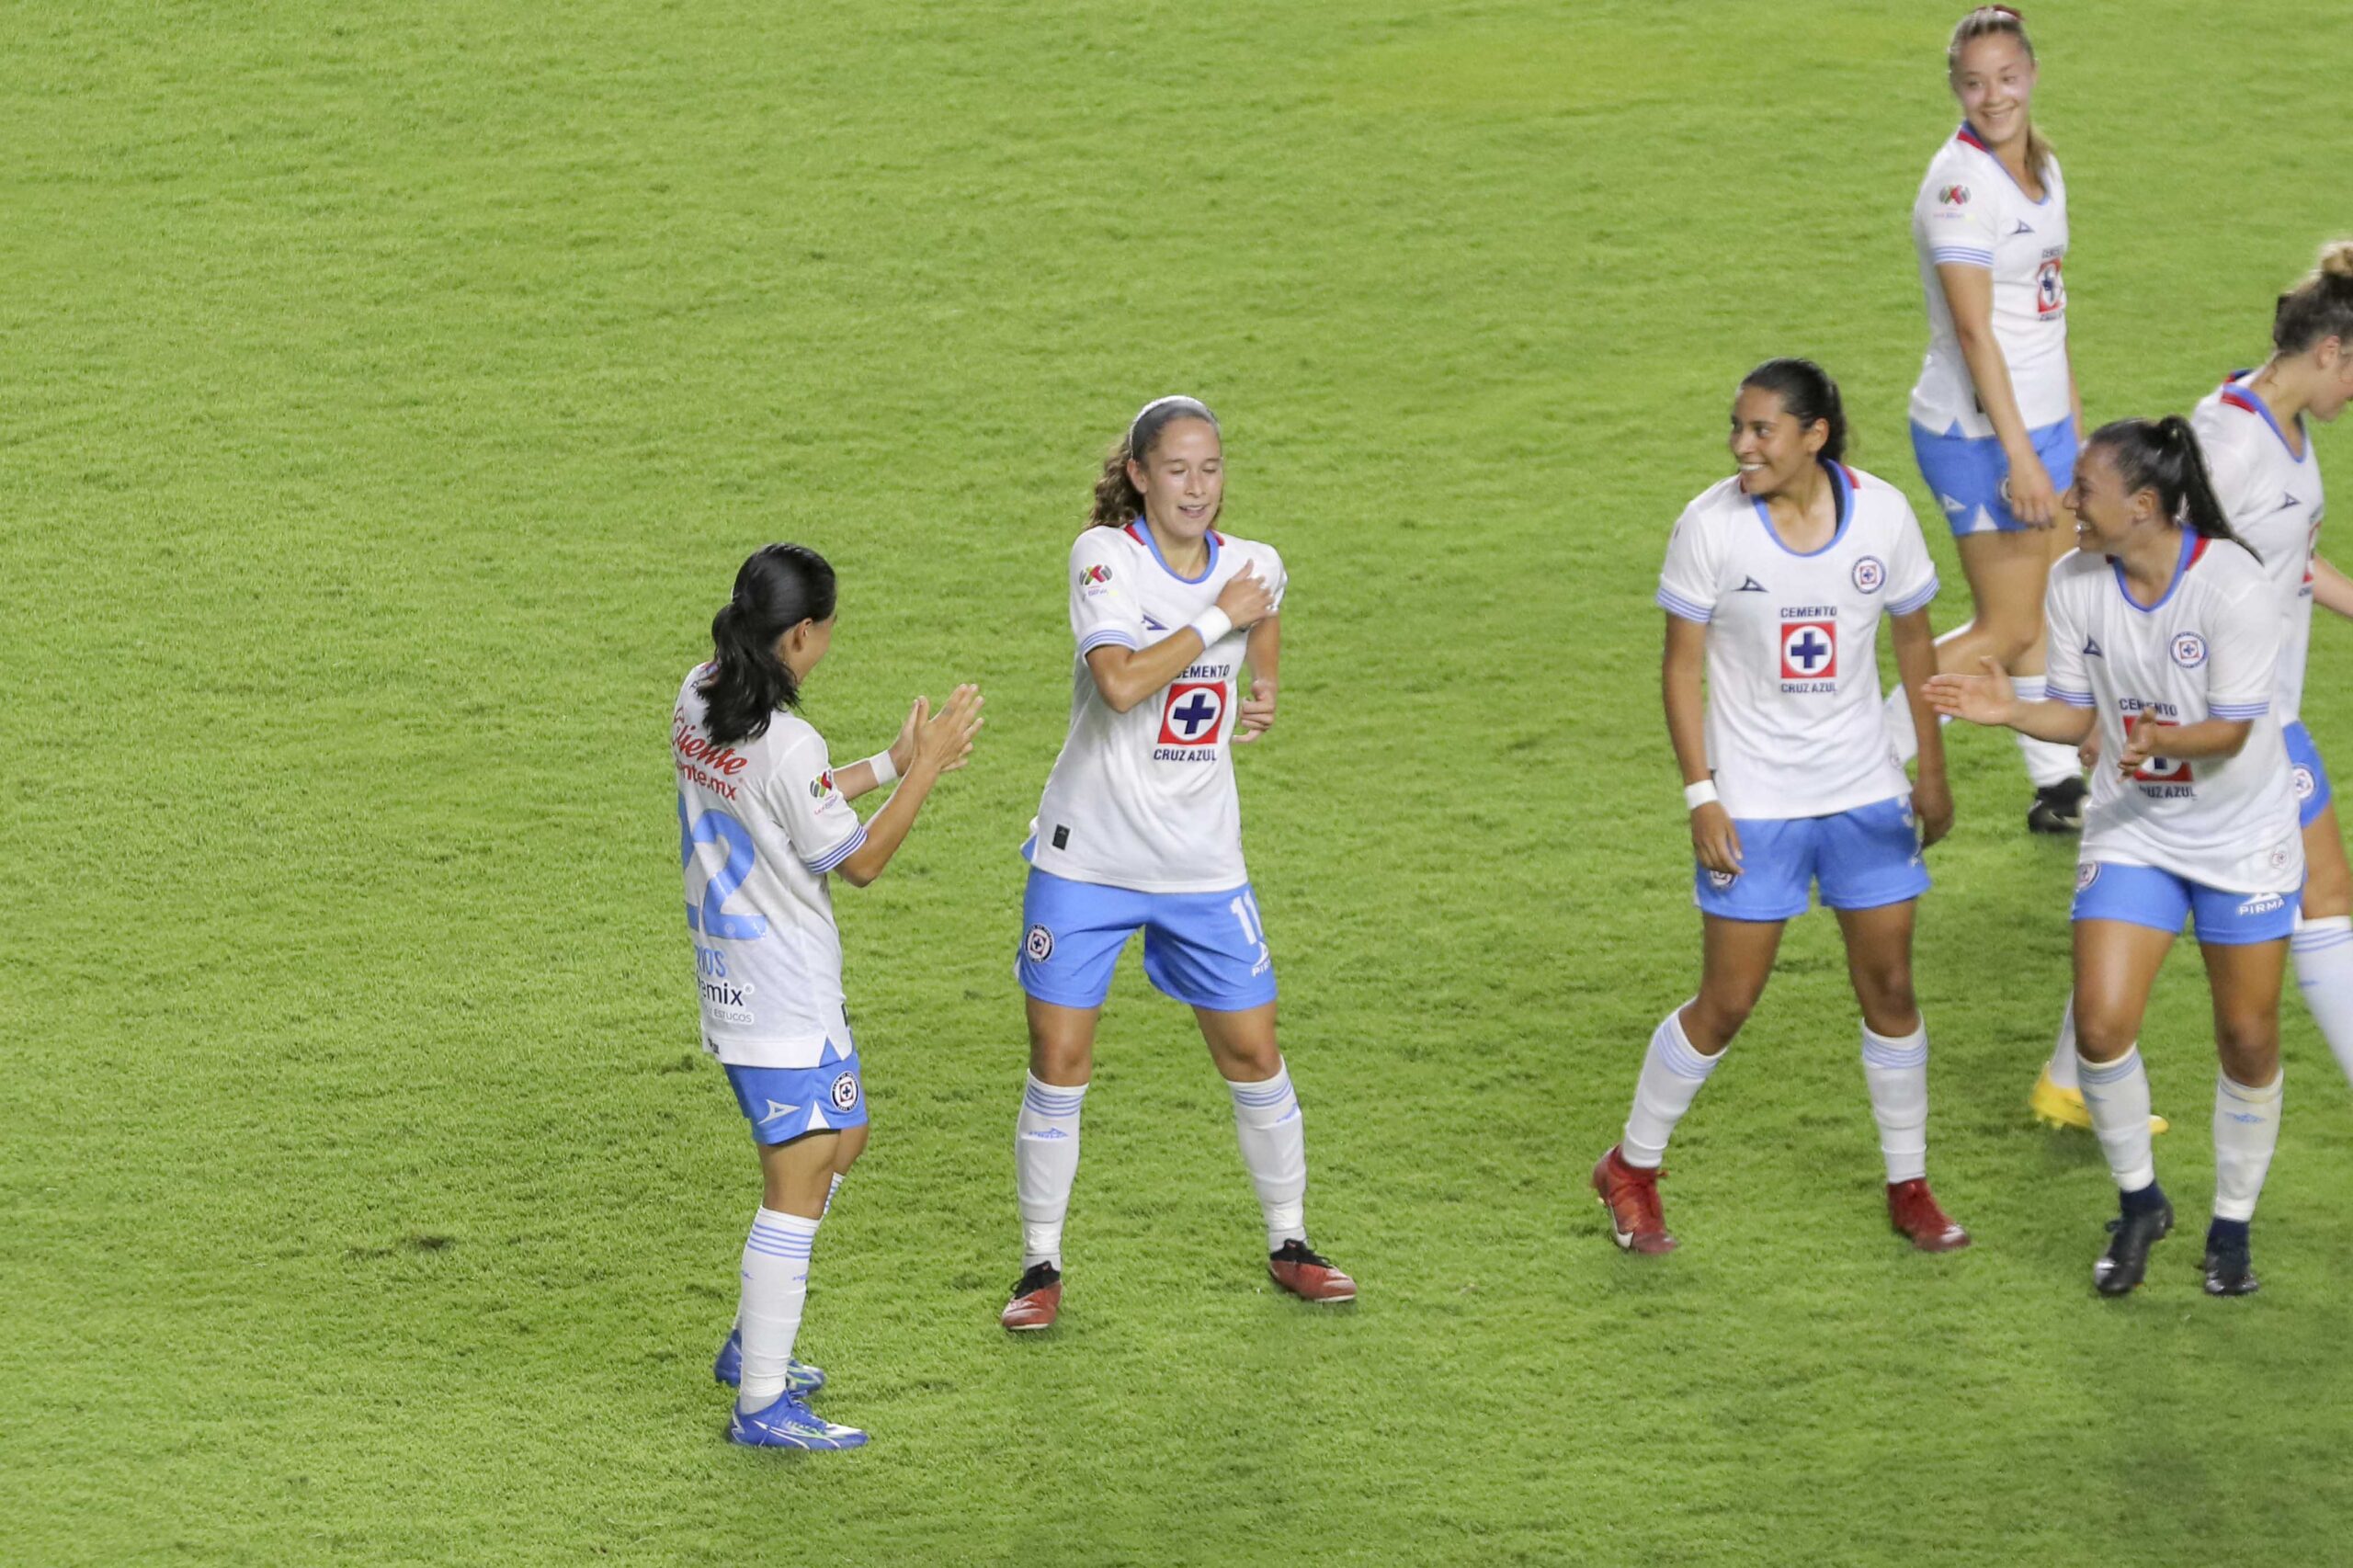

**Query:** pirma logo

left=1024, top=924, right=1054, bottom=962
left=810, top=769, right=835, bottom=799
left=2075, top=862, right=2100, bottom=892
left=2170, top=633, right=2207, bottom=668
left=1851, top=556, right=1885, bottom=594
left=1779, top=621, right=1837, bottom=681
left=2238, top=893, right=2285, bottom=918
left=829, top=1073, right=859, bottom=1112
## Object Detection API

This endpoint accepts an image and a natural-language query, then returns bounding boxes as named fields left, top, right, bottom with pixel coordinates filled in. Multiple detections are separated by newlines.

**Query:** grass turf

left=6, top=1, right=2352, bottom=1562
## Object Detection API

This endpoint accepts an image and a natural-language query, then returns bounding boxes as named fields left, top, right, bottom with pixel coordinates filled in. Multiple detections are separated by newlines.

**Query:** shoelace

left=1274, top=1240, right=1333, bottom=1267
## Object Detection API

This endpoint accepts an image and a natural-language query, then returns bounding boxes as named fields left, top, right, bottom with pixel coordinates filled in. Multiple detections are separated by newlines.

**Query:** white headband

left=1129, top=394, right=1218, bottom=452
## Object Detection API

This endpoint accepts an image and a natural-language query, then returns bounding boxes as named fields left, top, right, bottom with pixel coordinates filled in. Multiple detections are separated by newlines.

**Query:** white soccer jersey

left=1657, top=462, right=1940, bottom=820
left=2044, top=539, right=2303, bottom=893
left=673, top=667, right=869, bottom=1067
left=1028, top=519, right=1286, bottom=894
left=1909, top=124, right=2072, bottom=437
left=2193, top=373, right=2325, bottom=724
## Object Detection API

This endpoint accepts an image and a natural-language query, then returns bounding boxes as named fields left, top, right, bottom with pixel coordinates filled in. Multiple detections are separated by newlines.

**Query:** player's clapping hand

left=1690, top=801, right=1743, bottom=879
left=910, top=685, right=984, bottom=775
left=1215, top=562, right=1276, bottom=631
left=2005, top=453, right=2061, bottom=528
left=1926, top=657, right=2018, bottom=728
left=2114, top=710, right=2155, bottom=779
left=1233, top=678, right=1278, bottom=744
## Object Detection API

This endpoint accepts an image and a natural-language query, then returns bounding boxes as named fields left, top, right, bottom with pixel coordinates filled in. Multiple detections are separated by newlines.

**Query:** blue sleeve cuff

left=1656, top=586, right=1713, bottom=624
left=1077, top=627, right=1141, bottom=655
left=1889, top=576, right=1939, bottom=616
left=2210, top=701, right=2269, bottom=721
left=803, top=822, right=869, bottom=875
left=2046, top=686, right=2096, bottom=709
left=1930, top=247, right=1995, bottom=268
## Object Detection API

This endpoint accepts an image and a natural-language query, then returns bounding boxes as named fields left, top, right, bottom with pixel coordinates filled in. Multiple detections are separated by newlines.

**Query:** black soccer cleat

left=2028, top=777, right=2089, bottom=835
left=2202, top=1221, right=2260, bottom=1298
left=2093, top=1193, right=2174, bottom=1296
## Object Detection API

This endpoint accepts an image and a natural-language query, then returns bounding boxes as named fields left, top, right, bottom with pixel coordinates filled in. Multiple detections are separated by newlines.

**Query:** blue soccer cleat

left=712, top=1329, right=824, bottom=1394
left=727, top=1392, right=868, bottom=1451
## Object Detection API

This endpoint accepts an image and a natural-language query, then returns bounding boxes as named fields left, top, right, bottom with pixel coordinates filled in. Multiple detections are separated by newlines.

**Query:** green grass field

left=8, top=2, right=2353, bottom=1562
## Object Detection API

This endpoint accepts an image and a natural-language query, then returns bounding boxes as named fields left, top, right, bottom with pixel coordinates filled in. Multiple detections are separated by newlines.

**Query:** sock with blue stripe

left=737, top=1208, right=819, bottom=1409
left=2212, top=1069, right=2282, bottom=1222
left=1860, top=1021, right=1930, bottom=1184
left=1228, top=1062, right=1307, bottom=1252
left=1622, top=1005, right=1722, bottom=1169
left=2291, top=916, right=2353, bottom=1085
left=1017, top=1074, right=1088, bottom=1270
left=2077, top=1047, right=2157, bottom=1194
left=2010, top=677, right=2082, bottom=788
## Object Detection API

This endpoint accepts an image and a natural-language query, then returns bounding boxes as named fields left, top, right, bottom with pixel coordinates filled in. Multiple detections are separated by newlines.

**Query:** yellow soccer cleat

left=2030, top=1066, right=2169, bottom=1134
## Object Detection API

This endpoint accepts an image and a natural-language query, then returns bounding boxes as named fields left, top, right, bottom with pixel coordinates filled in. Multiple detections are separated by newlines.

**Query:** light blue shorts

left=2285, top=721, right=2334, bottom=829
left=1911, top=415, right=2080, bottom=537
left=2070, top=862, right=2297, bottom=946
left=1017, top=867, right=1277, bottom=1012
left=723, top=1048, right=867, bottom=1145
left=1694, top=797, right=1929, bottom=922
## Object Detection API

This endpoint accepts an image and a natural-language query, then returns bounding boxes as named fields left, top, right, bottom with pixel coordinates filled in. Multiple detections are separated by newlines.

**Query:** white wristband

left=1187, top=608, right=1233, bottom=649
left=867, top=749, right=899, bottom=788
left=1683, top=778, right=1719, bottom=812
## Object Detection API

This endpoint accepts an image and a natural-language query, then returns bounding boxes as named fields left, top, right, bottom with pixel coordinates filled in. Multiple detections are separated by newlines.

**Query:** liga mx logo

left=2170, top=632, right=2207, bottom=668
left=1851, top=556, right=1885, bottom=594
left=1024, top=924, right=1054, bottom=962
left=1780, top=621, right=1836, bottom=680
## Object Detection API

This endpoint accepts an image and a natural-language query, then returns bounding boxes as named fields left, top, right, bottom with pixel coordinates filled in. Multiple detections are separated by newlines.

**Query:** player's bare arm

left=1086, top=562, right=1273, bottom=713
left=1234, top=611, right=1279, bottom=743
left=1890, top=608, right=1953, bottom=846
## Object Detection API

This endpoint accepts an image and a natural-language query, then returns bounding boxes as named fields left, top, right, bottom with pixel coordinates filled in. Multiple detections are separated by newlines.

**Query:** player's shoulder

left=1070, top=524, right=1142, bottom=567
left=2189, top=535, right=2272, bottom=600
left=2048, top=546, right=2108, bottom=595
left=1841, top=462, right=1916, bottom=512
left=1680, top=474, right=1749, bottom=528
left=677, top=662, right=713, bottom=706
left=1917, top=131, right=1992, bottom=199
left=1215, top=529, right=1281, bottom=575
left=2191, top=376, right=2268, bottom=452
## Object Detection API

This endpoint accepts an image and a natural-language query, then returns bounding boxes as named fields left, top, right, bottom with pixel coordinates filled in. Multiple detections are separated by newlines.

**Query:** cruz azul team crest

left=1154, top=679, right=1227, bottom=761
left=1778, top=606, right=1837, bottom=692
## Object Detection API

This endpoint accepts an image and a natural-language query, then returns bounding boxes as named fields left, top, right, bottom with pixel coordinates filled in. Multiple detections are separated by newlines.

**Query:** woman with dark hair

left=999, top=394, right=1354, bottom=1333
left=1593, top=359, right=1966, bottom=1257
left=1898, top=6, right=2091, bottom=841
left=1931, top=418, right=2301, bottom=1297
left=672, top=542, right=983, bottom=1448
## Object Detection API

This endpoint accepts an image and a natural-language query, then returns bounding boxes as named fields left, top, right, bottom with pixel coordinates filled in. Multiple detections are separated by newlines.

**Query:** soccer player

left=674, top=542, right=983, bottom=1447
left=1593, top=358, right=1969, bottom=1257
left=999, top=394, right=1353, bottom=1332
left=1893, top=6, right=2089, bottom=835
left=2033, top=243, right=2353, bottom=1119
left=1930, top=418, right=2301, bottom=1296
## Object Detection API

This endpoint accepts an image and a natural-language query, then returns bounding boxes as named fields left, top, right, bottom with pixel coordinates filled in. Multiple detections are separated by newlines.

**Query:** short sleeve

left=1247, top=543, right=1289, bottom=613
left=1919, top=168, right=1998, bottom=269
left=768, top=732, right=867, bottom=874
left=2042, top=572, right=2094, bottom=708
left=1656, top=504, right=1718, bottom=623
left=2207, top=577, right=2279, bottom=722
left=1885, top=503, right=1940, bottom=616
left=1070, top=530, right=1146, bottom=656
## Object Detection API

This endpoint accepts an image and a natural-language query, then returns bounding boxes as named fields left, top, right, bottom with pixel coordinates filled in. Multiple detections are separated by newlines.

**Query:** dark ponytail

left=1088, top=394, right=1221, bottom=529
left=2088, top=416, right=2257, bottom=560
left=699, top=543, right=837, bottom=746
left=1738, top=358, right=1848, bottom=462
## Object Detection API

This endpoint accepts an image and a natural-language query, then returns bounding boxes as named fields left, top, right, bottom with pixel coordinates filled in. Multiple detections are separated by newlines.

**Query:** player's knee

left=2072, top=1008, right=2138, bottom=1063
left=2215, top=1017, right=2279, bottom=1083
left=1855, top=971, right=1918, bottom=1034
left=1026, top=1023, right=1095, bottom=1085
left=1685, top=993, right=1755, bottom=1047
left=1984, top=616, right=2042, bottom=670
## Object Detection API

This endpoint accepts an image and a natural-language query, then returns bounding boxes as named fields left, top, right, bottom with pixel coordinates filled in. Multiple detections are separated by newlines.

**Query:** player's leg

left=2034, top=933, right=2171, bottom=1135
left=1191, top=1000, right=1351, bottom=1302
left=1819, top=800, right=1965, bottom=1249
left=2285, top=731, right=2353, bottom=1084
left=2072, top=892, right=2184, bottom=1295
left=1006, top=868, right=1138, bottom=1330
left=2195, top=885, right=2294, bottom=1298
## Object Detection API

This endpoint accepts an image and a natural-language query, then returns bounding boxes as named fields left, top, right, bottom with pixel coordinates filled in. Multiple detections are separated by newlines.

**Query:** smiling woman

left=1593, top=358, right=1967, bottom=1259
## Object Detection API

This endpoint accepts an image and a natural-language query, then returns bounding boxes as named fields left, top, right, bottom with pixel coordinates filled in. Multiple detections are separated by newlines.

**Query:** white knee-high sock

left=1622, top=1006, right=1722, bottom=1168
left=2077, top=1048, right=2157, bottom=1193
left=1017, top=1074, right=1087, bottom=1270
left=1860, top=1021, right=1930, bottom=1184
left=2046, top=995, right=2081, bottom=1092
left=738, top=1208, right=819, bottom=1409
left=2212, top=1070, right=2283, bottom=1222
left=2291, top=916, right=2353, bottom=1085
left=1228, top=1062, right=1308, bottom=1252
left=2009, top=677, right=2081, bottom=788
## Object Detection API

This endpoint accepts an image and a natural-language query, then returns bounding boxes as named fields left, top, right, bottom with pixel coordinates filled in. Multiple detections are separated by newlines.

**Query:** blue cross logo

left=1787, top=629, right=1832, bottom=674
left=1170, top=691, right=1220, bottom=739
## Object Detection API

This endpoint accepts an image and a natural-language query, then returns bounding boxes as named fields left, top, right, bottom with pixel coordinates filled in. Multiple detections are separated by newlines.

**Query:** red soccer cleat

left=1887, top=1178, right=1971, bottom=1253
left=1592, top=1145, right=1677, bottom=1255
left=1000, top=1263, right=1063, bottom=1332
left=1267, top=1240, right=1357, bottom=1302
